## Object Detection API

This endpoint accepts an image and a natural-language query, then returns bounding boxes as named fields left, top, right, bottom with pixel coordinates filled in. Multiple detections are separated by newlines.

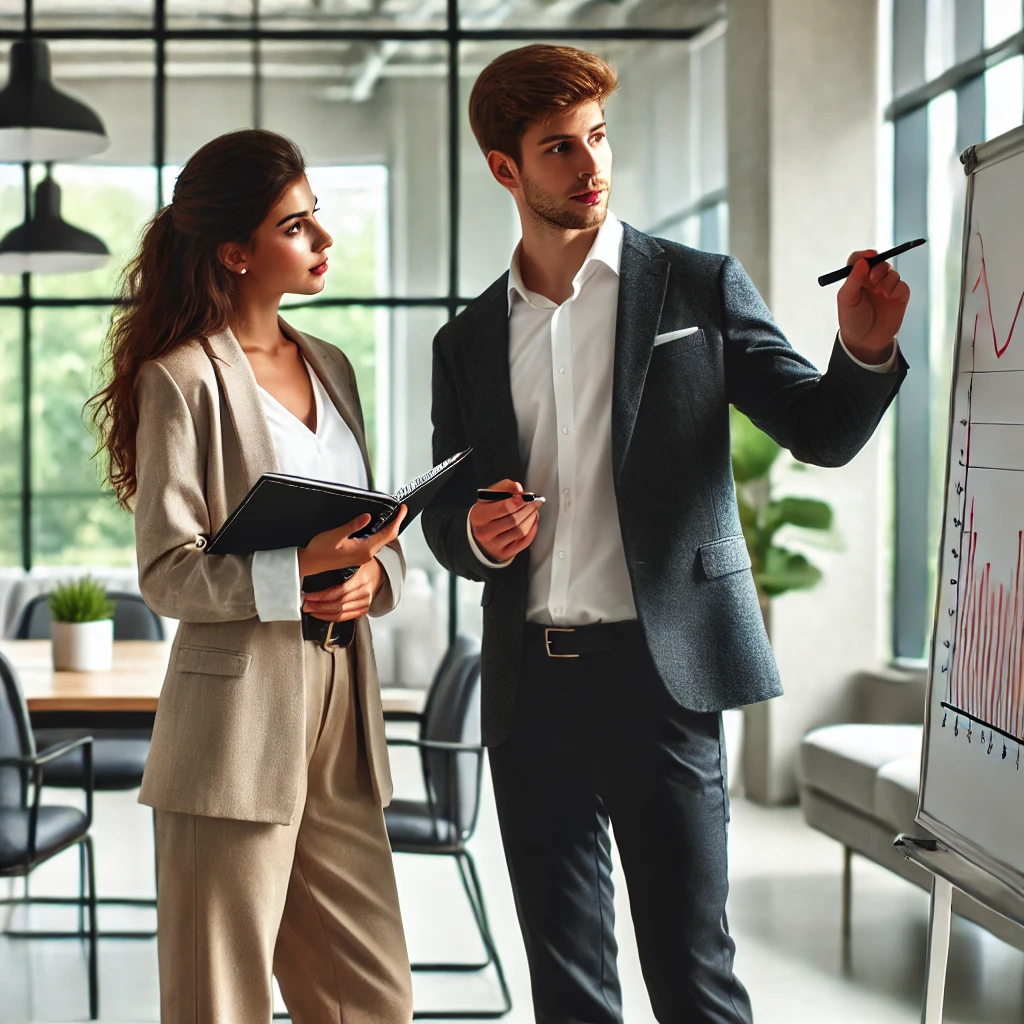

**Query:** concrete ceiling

left=0, top=0, right=726, bottom=102
left=0, top=0, right=724, bottom=30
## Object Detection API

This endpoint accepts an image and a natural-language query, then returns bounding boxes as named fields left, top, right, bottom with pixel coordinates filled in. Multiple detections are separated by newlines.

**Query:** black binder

left=205, top=447, right=472, bottom=597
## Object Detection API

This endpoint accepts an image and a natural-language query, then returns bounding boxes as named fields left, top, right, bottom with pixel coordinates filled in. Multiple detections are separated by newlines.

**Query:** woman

left=90, top=129, right=413, bottom=1023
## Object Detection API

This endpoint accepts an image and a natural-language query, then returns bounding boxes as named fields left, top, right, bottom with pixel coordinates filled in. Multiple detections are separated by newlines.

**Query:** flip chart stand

left=893, top=834, right=1024, bottom=1023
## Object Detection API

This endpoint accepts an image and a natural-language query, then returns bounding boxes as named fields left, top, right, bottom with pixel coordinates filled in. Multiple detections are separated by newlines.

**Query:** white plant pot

left=51, top=619, right=114, bottom=672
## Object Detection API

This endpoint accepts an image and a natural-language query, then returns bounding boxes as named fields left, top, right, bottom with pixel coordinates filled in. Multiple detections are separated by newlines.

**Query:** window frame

left=887, top=0, right=1021, bottom=662
left=0, top=0, right=723, bottom=641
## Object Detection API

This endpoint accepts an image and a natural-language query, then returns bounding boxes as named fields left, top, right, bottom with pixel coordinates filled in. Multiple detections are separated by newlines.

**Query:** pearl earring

left=239, top=268, right=247, bottom=275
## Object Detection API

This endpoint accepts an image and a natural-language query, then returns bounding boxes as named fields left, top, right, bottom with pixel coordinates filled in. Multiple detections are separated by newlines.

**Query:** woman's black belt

left=301, top=613, right=355, bottom=650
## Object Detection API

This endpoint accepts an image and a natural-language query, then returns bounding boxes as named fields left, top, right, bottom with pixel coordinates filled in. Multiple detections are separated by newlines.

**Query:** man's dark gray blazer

left=422, top=223, right=907, bottom=746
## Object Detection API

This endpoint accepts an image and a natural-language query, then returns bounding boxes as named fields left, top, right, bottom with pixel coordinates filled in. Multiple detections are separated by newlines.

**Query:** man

left=421, top=44, right=908, bottom=1024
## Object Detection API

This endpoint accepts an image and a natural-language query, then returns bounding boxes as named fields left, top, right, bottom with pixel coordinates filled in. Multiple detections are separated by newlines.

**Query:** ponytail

left=88, top=129, right=306, bottom=508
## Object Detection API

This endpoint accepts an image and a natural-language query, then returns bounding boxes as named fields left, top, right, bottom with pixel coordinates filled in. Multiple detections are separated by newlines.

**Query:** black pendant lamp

left=0, top=172, right=108, bottom=274
left=0, top=39, right=109, bottom=161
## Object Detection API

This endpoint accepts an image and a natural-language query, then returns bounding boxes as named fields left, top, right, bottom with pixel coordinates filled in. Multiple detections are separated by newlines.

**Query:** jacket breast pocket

left=652, top=327, right=705, bottom=359
left=699, top=535, right=751, bottom=580
left=175, top=645, right=252, bottom=678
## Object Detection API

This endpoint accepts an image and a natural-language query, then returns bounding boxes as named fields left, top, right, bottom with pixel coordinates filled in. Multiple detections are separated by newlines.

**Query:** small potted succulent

left=48, top=577, right=115, bottom=671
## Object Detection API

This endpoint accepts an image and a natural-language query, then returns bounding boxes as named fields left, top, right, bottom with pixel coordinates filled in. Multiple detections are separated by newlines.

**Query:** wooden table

left=0, top=639, right=426, bottom=722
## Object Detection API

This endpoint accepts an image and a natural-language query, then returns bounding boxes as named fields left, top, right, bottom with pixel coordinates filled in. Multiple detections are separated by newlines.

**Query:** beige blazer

left=135, top=320, right=403, bottom=826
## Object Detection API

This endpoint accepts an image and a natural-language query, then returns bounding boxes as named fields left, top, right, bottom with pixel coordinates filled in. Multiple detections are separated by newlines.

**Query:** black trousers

left=488, top=626, right=753, bottom=1024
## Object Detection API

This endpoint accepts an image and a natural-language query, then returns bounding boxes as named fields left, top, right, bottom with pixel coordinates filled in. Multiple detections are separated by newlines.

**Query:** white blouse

left=250, top=357, right=402, bottom=621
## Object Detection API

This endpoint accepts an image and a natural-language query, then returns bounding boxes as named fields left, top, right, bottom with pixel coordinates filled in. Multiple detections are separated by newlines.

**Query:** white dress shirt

left=251, top=357, right=402, bottom=621
left=468, top=211, right=897, bottom=626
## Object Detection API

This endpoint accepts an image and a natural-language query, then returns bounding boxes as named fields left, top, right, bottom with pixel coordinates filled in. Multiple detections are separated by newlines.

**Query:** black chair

left=15, top=589, right=160, bottom=938
left=384, top=635, right=512, bottom=1020
left=0, top=650, right=98, bottom=1019
left=16, top=590, right=165, bottom=644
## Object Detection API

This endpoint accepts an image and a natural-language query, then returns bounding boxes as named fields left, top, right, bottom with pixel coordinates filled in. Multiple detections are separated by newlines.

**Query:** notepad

left=205, top=447, right=473, bottom=561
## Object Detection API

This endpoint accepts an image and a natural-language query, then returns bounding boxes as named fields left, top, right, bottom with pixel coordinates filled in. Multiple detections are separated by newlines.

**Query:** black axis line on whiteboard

left=940, top=702, right=1022, bottom=747
left=941, top=342, right=972, bottom=728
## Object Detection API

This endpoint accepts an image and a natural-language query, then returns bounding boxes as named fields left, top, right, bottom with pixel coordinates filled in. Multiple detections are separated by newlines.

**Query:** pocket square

left=653, top=327, right=700, bottom=346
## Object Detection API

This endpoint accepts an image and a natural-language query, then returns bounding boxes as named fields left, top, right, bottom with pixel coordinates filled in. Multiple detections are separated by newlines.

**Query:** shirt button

left=563, top=488, right=570, bottom=495
left=558, top=366, right=565, bottom=374
left=558, top=551, right=565, bottom=559
left=562, top=426, right=569, bottom=435
left=554, top=606, right=563, bottom=615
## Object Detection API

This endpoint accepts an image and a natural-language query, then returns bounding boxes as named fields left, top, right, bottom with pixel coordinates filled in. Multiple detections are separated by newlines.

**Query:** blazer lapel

left=612, top=227, right=669, bottom=482
left=203, top=327, right=278, bottom=488
left=461, top=275, right=524, bottom=483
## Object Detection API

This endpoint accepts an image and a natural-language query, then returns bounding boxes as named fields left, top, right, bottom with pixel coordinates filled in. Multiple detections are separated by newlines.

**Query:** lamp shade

left=0, top=174, right=109, bottom=274
left=0, top=40, right=109, bottom=161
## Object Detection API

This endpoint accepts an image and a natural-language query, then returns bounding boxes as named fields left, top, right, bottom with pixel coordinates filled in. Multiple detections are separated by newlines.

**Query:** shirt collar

left=507, top=210, right=623, bottom=315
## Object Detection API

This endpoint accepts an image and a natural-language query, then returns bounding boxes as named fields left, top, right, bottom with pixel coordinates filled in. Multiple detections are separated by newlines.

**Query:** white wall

left=728, top=0, right=890, bottom=803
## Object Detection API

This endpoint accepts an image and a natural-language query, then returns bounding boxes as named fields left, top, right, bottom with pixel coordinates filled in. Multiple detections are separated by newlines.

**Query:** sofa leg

left=842, top=846, right=853, bottom=940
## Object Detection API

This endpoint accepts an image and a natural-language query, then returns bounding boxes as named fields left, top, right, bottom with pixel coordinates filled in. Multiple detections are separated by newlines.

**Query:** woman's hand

left=297, top=505, right=407, bottom=580
left=302, top=558, right=386, bottom=623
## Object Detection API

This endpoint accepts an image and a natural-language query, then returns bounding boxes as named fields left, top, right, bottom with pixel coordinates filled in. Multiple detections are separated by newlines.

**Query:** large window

left=0, top=0, right=726, bottom=642
left=888, top=0, right=1024, bottom=661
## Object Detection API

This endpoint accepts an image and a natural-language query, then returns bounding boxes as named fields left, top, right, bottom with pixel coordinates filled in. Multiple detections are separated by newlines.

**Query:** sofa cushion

left=873, top=751, right=931, bottom=833
left=799, top=724, right=923, bottom=816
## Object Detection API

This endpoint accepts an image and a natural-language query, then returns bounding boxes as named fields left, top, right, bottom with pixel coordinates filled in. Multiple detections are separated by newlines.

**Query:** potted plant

left=48, top=577, right=116, bottom=671
left=731, top=408, right=835, bottom=633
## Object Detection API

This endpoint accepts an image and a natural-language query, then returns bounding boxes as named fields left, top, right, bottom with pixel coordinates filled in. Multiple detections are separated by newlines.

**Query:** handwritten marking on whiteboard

left=973, top=231, right=1024, bottom=359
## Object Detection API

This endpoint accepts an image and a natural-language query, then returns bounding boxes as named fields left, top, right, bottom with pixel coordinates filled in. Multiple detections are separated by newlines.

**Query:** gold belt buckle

left=323, top=621, right=342, bottom=651
left=545, top=626, right=578, bottom=658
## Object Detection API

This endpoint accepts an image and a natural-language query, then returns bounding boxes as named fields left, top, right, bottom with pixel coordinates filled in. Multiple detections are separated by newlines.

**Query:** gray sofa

left=798, top=722, right=1024, bottom=952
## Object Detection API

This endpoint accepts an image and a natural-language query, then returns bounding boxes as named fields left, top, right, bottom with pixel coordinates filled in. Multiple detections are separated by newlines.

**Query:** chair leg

left=78, top=841, right=86, bottom=935
left=842, top=845, right=853, bottom=941
left=407, top=850, right=511, bottom=1018
left=83, top=836, right=99, bottom=1021
left=453, top=853, right=493, bottom=967
left=409, top=852, right=489, bottom=973
left=15, top=797, right=160, bottom=940
left=459, top=850, right=511, bottom=1015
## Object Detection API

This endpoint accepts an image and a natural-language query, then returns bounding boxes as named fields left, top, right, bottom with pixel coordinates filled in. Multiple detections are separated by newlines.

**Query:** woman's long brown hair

left=89, top=128, right=306, bottom=508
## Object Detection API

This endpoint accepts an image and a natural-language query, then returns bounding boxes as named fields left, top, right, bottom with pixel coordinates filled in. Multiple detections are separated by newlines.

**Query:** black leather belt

left=525, top=620, right=642, bottom=659
left=301, top=613, right=355, bottom=650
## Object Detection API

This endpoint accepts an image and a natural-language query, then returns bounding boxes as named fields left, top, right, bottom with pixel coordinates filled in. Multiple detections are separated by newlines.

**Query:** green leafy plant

left=47, top=577, right=115, bottom=624
left=731, top=408, right=834, bottom=604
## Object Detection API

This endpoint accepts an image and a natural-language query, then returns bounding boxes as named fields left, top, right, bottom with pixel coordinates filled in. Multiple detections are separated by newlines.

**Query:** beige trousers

left=154, top=642, right=413, bottom=1024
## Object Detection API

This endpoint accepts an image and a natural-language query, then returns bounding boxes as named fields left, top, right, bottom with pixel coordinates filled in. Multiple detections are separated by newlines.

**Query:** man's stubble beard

left=522, top=174, right=609, bottom=231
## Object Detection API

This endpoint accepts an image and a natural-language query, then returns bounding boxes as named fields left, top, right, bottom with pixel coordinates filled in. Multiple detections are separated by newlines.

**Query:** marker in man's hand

left=477, top=489, right=545, bottom=503
left=818, top=238, right=927, bottom=287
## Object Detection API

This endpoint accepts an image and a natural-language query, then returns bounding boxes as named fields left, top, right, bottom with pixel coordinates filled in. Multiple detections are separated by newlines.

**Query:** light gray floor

left=2, top=742, right=1024, bottom=1023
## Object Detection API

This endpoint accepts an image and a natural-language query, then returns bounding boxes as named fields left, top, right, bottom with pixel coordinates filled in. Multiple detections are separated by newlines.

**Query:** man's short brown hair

left=468, top=44, right=618, bottom=163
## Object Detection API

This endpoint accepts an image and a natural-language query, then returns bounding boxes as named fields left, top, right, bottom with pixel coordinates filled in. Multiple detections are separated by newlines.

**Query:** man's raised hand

left=837, top=248, right=911, bottom=365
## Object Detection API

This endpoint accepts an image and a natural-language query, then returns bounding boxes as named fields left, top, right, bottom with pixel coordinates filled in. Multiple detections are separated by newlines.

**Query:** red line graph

left=948, top=498, right=1024, bottom=740
left=972, top=231, right=1024, bottom=359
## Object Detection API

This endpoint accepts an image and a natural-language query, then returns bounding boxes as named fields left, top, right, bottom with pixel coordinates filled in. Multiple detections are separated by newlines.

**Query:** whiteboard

left=919, top=123, right=1024, bottom=896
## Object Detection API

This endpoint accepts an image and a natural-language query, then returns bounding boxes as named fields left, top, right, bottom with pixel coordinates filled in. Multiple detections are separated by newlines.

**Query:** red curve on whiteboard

left=973, top=231, right=1024, bottom=359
